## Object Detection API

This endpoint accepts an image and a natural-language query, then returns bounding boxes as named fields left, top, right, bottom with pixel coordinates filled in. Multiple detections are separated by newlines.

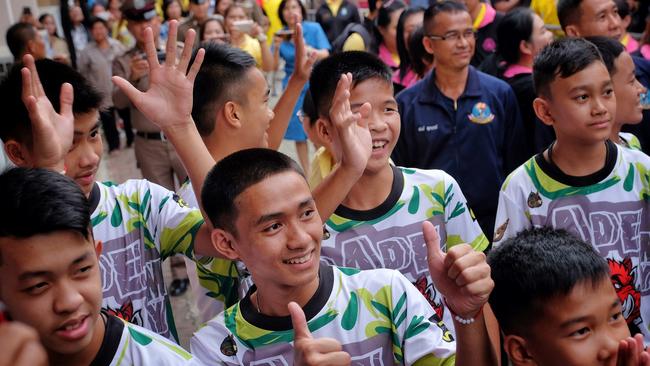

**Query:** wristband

left=443, top=298, right=483, bottom=325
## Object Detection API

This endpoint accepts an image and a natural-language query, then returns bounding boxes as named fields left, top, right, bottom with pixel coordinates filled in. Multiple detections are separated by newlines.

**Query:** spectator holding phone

left=224, top=4, right=273, bottom=71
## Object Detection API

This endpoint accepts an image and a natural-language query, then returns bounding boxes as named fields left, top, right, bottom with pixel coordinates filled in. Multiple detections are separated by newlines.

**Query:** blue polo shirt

left=393, top=66, right=526, bottom=238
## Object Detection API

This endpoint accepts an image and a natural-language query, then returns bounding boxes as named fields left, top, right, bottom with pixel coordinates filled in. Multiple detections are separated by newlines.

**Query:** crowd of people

left=2, top=0, right=650, bottom=364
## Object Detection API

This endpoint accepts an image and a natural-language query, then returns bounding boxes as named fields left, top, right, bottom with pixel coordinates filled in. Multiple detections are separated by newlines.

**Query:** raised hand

left=291, top=21, right=317, bottom=82
left=112, top=20, right=204, bottom=131
left=329, top=73, right=372, bottom=176
left=21, top=54, right=73, bottom=171
left=617, top=334, right=650, bottom=366
left=289, top=302, right=351, bottom=366
left=0, top=322, right=47, bottom=366
left=423, top=221, right=493, bottom=319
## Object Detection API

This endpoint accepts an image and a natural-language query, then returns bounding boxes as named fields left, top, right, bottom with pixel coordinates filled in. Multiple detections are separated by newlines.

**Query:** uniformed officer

left=178, top=0, right=210, bottom=45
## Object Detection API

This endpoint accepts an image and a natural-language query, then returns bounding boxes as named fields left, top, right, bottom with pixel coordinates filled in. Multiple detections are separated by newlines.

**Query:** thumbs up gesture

left=423, top=221, right=494, bottom=319
left=289, top=302, right=351, bottom=366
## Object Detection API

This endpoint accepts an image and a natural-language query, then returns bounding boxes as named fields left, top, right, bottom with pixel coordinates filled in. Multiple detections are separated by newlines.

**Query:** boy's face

left=569, top=0, right=622, bottom=39
left=228, top=171, right=322, bottom=293
left=611, top=52, right=646, bottom=125
left=236, top=68, right=275, bottom=149
left=538, top=61, right=615, bottom=145
left=0, top=231, right=103, bottom=356
left=349, top=78, right=400, bottom=174
left=423, top=11, right=475, bottom=71
left=515, top=277, right=629, bottom=366
left=65, top=110, right=103, bottom=197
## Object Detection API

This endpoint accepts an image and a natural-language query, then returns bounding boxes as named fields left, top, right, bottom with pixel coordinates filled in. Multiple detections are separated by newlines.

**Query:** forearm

left=452, top=311, right=498, bottom=366
left=272, top=47, right=280, bottom=70
left=260, top=42, right=274, bottom=72
left=268, top=74, right=307, bottom=149
left=312, top=163, right=362, bottom=221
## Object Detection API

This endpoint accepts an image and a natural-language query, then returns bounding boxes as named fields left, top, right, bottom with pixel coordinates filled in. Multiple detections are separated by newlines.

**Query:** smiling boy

left=493, top=37, right=650, bottom=342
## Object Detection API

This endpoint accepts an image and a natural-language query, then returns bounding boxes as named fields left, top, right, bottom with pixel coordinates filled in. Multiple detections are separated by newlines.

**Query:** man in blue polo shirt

left=557, top=0, right=650, bottom=153
left=393, top=0, right=525, bottom=239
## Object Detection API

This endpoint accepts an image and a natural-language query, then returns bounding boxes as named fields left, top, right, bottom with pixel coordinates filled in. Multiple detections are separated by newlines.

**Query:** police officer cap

left=121, top=0, right=157, bottom=21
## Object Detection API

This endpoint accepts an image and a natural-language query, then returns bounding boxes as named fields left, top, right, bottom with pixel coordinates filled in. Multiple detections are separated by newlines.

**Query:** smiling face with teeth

left=213, top=170, right=324, bottom=314
left=0, top=230, right=105, bottom=360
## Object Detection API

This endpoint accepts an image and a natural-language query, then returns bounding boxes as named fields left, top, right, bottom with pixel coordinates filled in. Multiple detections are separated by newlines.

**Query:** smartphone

left=274, top=29, right=294, bottom=40
left=233, top=20, right=254, bottom=34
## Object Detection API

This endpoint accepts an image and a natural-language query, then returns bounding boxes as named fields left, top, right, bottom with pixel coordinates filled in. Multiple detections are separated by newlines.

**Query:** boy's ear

left=504, top=334, right=537, bottom=366
left=210, top=229, right=241, bottom=261
left=4, top=140, right=32, bottom=167
left=223, top=101, right=243, bottom=130
left=564, top=25, right=580, bottom=37
left=315, top=117, right=334, bottom=146
left=532, top=97, right=555, bottom=127
left=94, top=240, right=103, bottom=258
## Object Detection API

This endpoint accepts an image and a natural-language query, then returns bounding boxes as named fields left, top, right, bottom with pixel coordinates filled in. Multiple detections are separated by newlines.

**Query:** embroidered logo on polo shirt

left=417, top=124, right=438, bottom=132
left=468, top=102, right=494, bottom=124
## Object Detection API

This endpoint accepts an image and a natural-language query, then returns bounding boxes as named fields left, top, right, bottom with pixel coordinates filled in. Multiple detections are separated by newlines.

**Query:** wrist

left=444, top=298, right=484, bottom=325
left=161, top=117, right=195, bottom=136
left=257, top=34, right=267, bottom=43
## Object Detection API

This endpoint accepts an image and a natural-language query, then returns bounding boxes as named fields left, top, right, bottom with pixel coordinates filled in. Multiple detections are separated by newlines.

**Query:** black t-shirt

left=472, top=11, right=503, bottom=67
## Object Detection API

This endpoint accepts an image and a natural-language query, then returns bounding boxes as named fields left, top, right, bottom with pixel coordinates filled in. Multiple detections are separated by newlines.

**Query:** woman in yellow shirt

left=224, top=4, right=274, bottom=71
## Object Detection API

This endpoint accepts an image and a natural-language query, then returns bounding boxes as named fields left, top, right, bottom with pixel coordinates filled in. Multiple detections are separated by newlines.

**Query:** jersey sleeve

left=389, top=271, right=456, bottom=366
left=441, top=174, right=489, bottom=252
left=191, top=319, right=239, bottom=366
left=492, top=185, right=531, bottom=246
left=122, top=321, right=194, bottom=365
left=145, top=181, right=204, bottom=261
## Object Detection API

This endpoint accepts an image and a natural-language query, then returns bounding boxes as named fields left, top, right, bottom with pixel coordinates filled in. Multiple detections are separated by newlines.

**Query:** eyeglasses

left=427, top=29, right=476, bottom=42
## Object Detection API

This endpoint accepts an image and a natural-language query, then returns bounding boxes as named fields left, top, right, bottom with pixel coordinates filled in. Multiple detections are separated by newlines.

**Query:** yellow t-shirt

left=308, top=147, right=336, bottom=190
left=326, top=0, right=343, bottom=16
left=342, top=32, right=366, bottom=51
left=237, top=34, right=263, bottom=68
left=530, top=0, right=564, bottom=36
left=264, top=0, right=283, bottom=44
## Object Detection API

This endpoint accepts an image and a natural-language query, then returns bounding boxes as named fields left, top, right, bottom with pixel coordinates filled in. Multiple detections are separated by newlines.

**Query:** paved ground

left=96, top=74, right=314, bottom=349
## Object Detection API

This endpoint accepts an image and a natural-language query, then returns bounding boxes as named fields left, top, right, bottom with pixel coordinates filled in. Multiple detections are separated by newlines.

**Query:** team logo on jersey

left=220, top=334, right=238, bottom=356
left=609, top=258, right=641, bottom=328
left=104, top=300, right=143, bottom=326
left=468, top=102, right=494, bottom=124
left=493, top=219, right=509, bottom=242
left=172, top=193, right=189, bottom=208
left=527, top=191, right=543, bottom=208
left=414, top=276, right=444, bottom=321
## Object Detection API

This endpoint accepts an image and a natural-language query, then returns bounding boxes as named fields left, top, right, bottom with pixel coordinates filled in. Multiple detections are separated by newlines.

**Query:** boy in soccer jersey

left=489, top=227, right=650, bottom=366
left=586, top=36, right=647, bottom=150
left=303, top=50, right=495, bottom=343
left=493, top=37, right=650, bottom=342
left=190, top=148, right=497, bottom=365
left=0, top=167, right=192, bottom=365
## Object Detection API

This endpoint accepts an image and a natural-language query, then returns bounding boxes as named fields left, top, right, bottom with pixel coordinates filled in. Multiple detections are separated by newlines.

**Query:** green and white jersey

left=620, top=132, right=642, bottom=151
left=494, top=141, right=650, bottom=341
left=94, top=314, right=193, bottom=365
left=191, top=265, right=456, bottom=366
left=177, top=181, right=240, bottom=323
left=320, top=166, right=488, bottom=338
left=90, top=180, right=204, bottom=342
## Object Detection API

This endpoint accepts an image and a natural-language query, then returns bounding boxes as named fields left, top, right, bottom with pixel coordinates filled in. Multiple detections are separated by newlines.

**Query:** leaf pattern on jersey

left=159, top=210, right=203, bottom=260
left=526, top=159, right=620, bottom=199
left=109, top=189, right=156, bottom=249
left=636, top=163, right=650, bottom=200
left=420, top=182, right=466, bottom=222
left=196, top=258, right=240, bottom=308
left=92, top=210, right=108, bottom=227
left=625, top=163, right=636, bottom=192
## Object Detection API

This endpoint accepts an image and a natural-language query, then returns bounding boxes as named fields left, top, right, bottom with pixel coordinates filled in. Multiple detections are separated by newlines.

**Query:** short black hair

left=88, top=16, right=110, bottom=30
left=614, top=0, right=629, bottom=18
left=557, top=0, right=583, bottom=31
left=309, top=51, right=392, bottom=118
left=423, top=0, right=468, bottom=35
left=488, top=227, right=610, bottom=336
left=278, top=0, right=307, bottom=27
left=497, top=7, right=535, bottom=65
left=585, top=36, right=625, bottom=74
left=201, top=148, right=304, bottom=235
left=6, top=22, right=37, bottom=59
left=533, top=37, right=604, bottom=98
left=397, top=7, right=425, bottom=83
left=374, top=0, right=407, bottom=46
left=190, top=42, right=257, bottom=136
left=0, top=59, right=103, bottom=145
left=0, top=168, right=91, bottom=263
left=302, top=90, right=318, bottom=126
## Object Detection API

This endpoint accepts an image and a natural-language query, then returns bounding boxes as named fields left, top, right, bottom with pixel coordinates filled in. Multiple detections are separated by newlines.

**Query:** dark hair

left=614, top=0, right=629, bottom=18
left=396, top=7, right=425, bottom=82
left=88, top=16, right=109, bottom=30
left=0, top=168, right=91, bottom=247
left=6, top=22, right=37, bottom=59
left=488, top=227, right=610, bottom=336
left=200, top=16, right=225, bottom=41
left=163, top=0, right=185, bottom=20
left=190, top=42, right=257, bottom=136
left=0, top=59, right=102, bottom=145
left=302, top=90, right=318, bottom=126
left=214, top=0, right=231, bottom=15
left=375, top=0, right=407, bottom=46
left=407, top=27, right=433, bottom=78
left=533, top=37, right=603, bottom=98
left=38, top=13, right=62, bottom=38
left=278, top=0, right=307, bottom=27
left=557, top=0, right=583, bottom=31
left=585, top=36, right=625, bottom=74
left=423, top=0, right=468, bottom=35
left=224, top=3, right=247, bottom=20
left=496, top=7, right=535, bottom=65
left=309, top=51, right=392, bottom=118
left=201, top=148, right=304, bottom=235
